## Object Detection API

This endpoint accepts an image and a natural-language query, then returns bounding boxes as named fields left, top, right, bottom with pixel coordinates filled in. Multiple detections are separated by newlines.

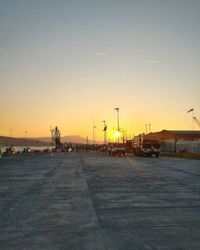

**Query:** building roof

left=160, top=130, right=200, bottom=135
left=146, top=130, right=200, bottom=141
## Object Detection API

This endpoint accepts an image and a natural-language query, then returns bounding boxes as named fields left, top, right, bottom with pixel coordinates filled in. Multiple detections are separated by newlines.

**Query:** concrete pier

left=0, top=152, right=200, bottom=249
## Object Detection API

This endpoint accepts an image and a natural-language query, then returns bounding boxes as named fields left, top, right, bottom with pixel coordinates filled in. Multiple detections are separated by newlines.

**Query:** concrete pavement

left=0, top=152, right=200, bottom=249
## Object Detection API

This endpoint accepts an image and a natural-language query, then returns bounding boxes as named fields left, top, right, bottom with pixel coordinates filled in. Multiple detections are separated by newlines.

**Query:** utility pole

left=86, top=136, right=88, bottom=152
left=187, top=108, right=194, bottom=130
left=145, top=124, right=148, bottom=134
left=149, top=123, right=151, bottom=133
left=114, top=107, right=120, bottom=143
left=25, top=131, right=28, bottom=147
left=92, top=117, right=96, bottom=145
left=9, top=128, right=14, bottom=147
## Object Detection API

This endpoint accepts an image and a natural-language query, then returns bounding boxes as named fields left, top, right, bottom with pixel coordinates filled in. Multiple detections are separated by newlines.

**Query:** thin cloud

left=147, top=59, right=158, bottom=64
left=96, top=51, right=107, bottom=56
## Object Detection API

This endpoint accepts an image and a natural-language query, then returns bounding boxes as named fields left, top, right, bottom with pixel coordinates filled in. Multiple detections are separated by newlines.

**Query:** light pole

left=9, top=129, right=13, bottom=138
left=86, top=136, right=88, bottom=152
left=145, top=124, right=148, bottom=134
left=25, top=131, right=28, bottom=147
left=187, top=108, right=194, bottom=130
left=9, top=128, right=14, bottom=147
left=102, top=120, right=107, bottom=145
left=92, top=117, right=96, bottom=145
left=149, top=123, right=151, bottom=133
left=114, top=107, right=120, bottom=143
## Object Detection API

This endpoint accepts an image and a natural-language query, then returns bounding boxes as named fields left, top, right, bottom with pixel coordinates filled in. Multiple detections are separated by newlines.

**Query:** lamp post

left=9, top=128, right=14, bottom=147
left=86, top=136, right=88, bottom=152
left=187, top=108, right=194, bottom=130
left=145, top=124, right=148, bottom=134
left=149, top=123, right=151, bottom=133
left=102, top=120, right=107, bottom=145
left=9, top=129, right=13, bottom=138
left=114, top=107, right=120, bottom=143
left=92, top=117, right=96, bottom=145
left=25, top=131, right=28, bottom=147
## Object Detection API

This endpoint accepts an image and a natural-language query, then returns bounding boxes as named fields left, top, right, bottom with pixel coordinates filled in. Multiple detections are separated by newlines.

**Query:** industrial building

left=146, top=130, right=200, bottom=153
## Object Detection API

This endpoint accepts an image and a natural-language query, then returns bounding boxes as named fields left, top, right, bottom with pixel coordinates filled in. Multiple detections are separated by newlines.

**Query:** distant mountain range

left=0, top=135, right=92, bottom=147
left=35, top=135, right=88, bottom=144
left=0, top=136, right=49, bottom=147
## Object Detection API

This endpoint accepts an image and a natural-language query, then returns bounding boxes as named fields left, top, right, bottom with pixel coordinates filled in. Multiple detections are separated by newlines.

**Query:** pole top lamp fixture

left=187, top=108, right=194, bottom=113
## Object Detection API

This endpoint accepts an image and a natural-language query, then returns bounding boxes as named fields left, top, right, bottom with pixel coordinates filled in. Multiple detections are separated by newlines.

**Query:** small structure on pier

left=53, top=126, right=62, bottom=149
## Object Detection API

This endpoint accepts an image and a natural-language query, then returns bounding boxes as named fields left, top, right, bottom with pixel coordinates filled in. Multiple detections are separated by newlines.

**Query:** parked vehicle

left=2, top=147, right=17, bottom=156
left=133, top=135, right=160, bottom=157
left=108, top=143, right=126, bottom=156
left=22, top=147, right=31, bottom=153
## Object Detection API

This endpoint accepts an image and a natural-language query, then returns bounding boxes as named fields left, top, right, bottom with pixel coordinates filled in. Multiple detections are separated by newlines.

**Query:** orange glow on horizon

left=1, top=110, right=197, bottom=144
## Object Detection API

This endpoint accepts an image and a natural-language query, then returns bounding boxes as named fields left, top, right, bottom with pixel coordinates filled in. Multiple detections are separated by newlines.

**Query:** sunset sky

left=0, top=0, right=199, bottom=141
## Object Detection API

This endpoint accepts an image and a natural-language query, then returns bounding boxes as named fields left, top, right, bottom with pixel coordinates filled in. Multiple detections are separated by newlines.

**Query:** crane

left=193, top=117, right=200, bottom=129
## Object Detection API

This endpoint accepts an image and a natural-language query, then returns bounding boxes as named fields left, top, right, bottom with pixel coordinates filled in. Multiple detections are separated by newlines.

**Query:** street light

left=145, top=124, right=148, bottom=134
left=102, top=120, right=107, bottom=145
left=25, top=131, right=28, bottom=147
left=92, top=117, right=96, bottom=145
left=187, top=108, right=194, bottom=130
left=9, top=128, right=14, bottom=147
left=145, top=123, right=151, bottom=134
left=149, top=123, right=151, bottom=133
left=114, top=107, right=120, bottom=142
